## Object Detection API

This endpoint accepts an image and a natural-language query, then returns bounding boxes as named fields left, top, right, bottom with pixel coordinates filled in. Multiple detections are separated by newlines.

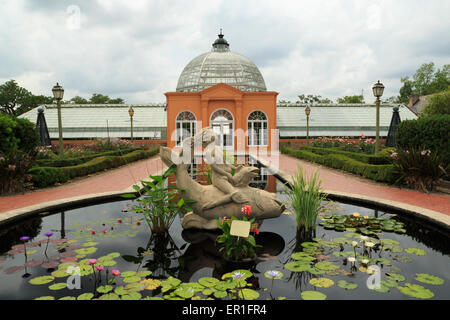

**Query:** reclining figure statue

left=160, top=127, right=285, bottom=230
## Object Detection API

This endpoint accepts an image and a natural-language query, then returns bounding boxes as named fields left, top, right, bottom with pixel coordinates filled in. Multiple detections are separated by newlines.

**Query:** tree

left=0, top=80, right=33, bottom=116
left=398, top=62, right=450, bottom=102
left=297, top=94, right=333, bottom=104
left=89, top=93, right=124, bottom=104
left=337, top=95, right=364, bottom=104
left=16, top=94, right=53, bottom=116
left=382, top=96, right=400, bottom=104
left=421, top=88, right=450, bottom=116
left=70, top=96, right=89, bottom=104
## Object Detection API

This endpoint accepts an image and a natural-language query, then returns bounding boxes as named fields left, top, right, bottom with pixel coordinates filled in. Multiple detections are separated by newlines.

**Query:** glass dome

left=176, top=32, right=267, bottom=92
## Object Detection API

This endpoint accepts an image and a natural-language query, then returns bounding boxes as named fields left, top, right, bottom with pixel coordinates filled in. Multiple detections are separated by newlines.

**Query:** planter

left=222, top=255, right=257, bottom=269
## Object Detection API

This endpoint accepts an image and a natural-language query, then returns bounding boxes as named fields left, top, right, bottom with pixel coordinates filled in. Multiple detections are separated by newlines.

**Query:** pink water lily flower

left=111, top=269, right=121, bottom=276
left=96, top=266, right=104, bottom=271
left=88, top=259, right=97, bottom=265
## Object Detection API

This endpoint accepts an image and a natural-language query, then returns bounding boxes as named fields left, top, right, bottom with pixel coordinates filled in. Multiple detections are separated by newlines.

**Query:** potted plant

left=215, top=205, right=260, bottom=267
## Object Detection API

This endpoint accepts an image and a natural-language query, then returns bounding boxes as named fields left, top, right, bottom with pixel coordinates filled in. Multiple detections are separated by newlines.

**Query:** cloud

left=0, top=0, right=449, bottom=104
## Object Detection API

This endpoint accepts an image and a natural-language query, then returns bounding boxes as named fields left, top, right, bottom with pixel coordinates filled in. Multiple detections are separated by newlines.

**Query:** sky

left=0, top=0, right=449, bottom=104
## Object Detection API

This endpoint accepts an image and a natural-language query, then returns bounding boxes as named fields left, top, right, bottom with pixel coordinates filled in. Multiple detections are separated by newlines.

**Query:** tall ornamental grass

left=286, top=166, right=327, bottom=231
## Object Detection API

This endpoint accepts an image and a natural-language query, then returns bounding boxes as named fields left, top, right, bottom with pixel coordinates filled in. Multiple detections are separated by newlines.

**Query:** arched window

left=176, top=111, right=196, bottom=146
left=247, top=110, right=268, bottom=146
left=210, top=109, right=234, bottom=149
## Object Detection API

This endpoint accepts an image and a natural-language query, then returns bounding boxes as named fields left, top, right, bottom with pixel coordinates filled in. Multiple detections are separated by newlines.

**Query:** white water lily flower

left=267, top=270, right=281, bottom=278
left=347, top=257, right=356, bottom=263
left=360, top=236, right=369, bottom=241
left=365, top=242, right=375, bottom=248
left=231, top=272, right=245, bottom=280
left=351, top=241, right=358, bottom=247
left=361, top=259, right=370, bottom=264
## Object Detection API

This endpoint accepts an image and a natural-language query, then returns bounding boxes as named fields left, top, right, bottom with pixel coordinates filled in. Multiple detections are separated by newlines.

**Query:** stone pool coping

left=256, top=156, right=450, bottom=231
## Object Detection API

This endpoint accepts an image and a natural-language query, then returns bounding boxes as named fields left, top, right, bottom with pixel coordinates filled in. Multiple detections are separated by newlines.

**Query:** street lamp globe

left=305, top=106, right=311, bottom=116
left=128, top=106, right=135, bottom=117
left=372, top=80, right=385, bottom=98
left=52, top=83, right=64, bottom=100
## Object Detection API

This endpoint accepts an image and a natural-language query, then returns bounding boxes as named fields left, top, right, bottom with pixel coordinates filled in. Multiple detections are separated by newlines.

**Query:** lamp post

left=128, top=106, right=134, bottom=142
left=52, top=83, right=65, bottom=159
left=372, top=80, right=384, bottom=154
left=305, top=106, right=311, bottom=145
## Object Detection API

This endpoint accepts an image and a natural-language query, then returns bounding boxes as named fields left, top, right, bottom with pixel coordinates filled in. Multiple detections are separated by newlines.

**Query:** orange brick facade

left=165, top=83, right=278, bottom=153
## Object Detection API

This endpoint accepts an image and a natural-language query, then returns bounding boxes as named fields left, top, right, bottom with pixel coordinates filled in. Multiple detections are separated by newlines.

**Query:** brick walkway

left=275, top=153, right=450, bottom=217
left=0, top=154, right=449, bottom=223
left=0, top=156, right=166, bottom=214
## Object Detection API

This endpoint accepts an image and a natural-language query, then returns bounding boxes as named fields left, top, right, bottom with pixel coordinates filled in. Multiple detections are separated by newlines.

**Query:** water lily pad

left=222, top=269, right=253, bottom=280
left=120, top=271, right=137, bottom=278
left=24, top=259, right=43, bottom=267
left=34, top=296, right=55, bottom=300
left=29, top=275, right=55, bottom=285
left=121, top=292, right=142, bottom=300
left=301, top=291, right=327, bottom=300
left=123, top=276, right=141, bottom=283
left=291, top=252, right=316, bottom=261
left=397, top=283, right=434, bottom=299
left=97, top=285, right=114, bottom=293
left=386, top=273, right=406, bottom=282
left=136, top=270, right=152, bottom=278
left=372, top=284, right=390, bottom=293
left=237, top=288, right=259, bottom=300
left=59, top=296, right=76, bottom=300
left=337, top=280, right=358, bottom=290
left=47, top=282, right=67, bottom=291
left=202, top=288, right=215, bottom=296
left=315, top=261, right=340, bottom=271
left=309, top=277, right=334, bottom=288
left=404, top=248, right=427, bottom=256
left=74, top=247, right=97, bottom=255
left=4, top=266, right=24, bottom=274
left=101, top=260, right=117, bottom=267
left=213, top=290, right=228, bottom=299
left=125, top=282, right=147, bottom=292
left=414, top=273, right=444, bottom=285
left=175, top=286, right=195, bottom=299
left=198, top=277, right=220, bottom=288
left=98, top=293, right=121, bottom=300
left=284, top=261, right=312, bottom=272
left=142, top=278, right=162, bottom=290
left=51, top=269, right=70, bottom=278
left=77, top=293, right=94, bottom=300
left=107, top=252, right=121, bottom=258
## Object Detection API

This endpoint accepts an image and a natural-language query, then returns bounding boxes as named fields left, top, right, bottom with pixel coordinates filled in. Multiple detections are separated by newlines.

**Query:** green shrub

left=300, top=146, right=391, bottom=165
left=34, top=148, right=139, bottom=167
left=29, top=148, right=159, bottom=188
left=421, top=89, right=450, bottom=116
left=396, top=115, right=450, bottom=166
left=0, top=150, right=34, bottom=194
left=281, top=146, right=398, bottom=184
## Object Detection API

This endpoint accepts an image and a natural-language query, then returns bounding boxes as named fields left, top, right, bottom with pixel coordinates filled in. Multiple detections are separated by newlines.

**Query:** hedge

left=299, top=146, right=392, bottom=165
left=396, top=114, right=450, bottom=166
left=0, top=113, right=39, bottom=155
left=281, top=146, right=398, bottom=184
left=35, top=148, right=140, bottom=167
left=29, top=148, right=159, bottom=188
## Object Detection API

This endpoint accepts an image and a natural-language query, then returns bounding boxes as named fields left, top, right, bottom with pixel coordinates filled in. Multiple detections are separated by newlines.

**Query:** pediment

left=200, top=83, right=243, bottom=100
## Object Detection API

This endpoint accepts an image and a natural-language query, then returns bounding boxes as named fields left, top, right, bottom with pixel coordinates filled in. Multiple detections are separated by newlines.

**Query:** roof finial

left=219, top=28, right=223, bottom=38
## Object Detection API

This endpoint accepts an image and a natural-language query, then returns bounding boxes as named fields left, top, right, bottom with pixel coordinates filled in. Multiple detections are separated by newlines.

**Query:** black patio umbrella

left=36, top=107, right=51, bottom=146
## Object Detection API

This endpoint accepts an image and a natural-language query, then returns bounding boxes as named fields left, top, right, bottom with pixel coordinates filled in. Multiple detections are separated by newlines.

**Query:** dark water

left=0, top=181, right=449, bottom=300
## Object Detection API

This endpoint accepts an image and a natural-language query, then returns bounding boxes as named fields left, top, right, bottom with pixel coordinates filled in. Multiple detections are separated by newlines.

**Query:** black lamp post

left=372, top=80, right=384, bottom=154
left=52, top=83, right=65, bottom=158
left=305, top=106, right=311, bottom=145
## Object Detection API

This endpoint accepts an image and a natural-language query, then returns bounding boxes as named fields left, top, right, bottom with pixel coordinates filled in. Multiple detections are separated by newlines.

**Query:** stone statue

left=160, top=127, right=285, bottom=230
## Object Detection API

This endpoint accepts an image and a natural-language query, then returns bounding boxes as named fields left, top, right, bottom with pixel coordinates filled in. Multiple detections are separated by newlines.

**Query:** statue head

left=233, top=166, right=260, bottom=187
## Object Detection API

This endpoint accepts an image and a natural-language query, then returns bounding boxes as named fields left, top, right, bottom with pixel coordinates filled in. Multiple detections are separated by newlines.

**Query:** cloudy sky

left=1, top=0, right=449, bottom=104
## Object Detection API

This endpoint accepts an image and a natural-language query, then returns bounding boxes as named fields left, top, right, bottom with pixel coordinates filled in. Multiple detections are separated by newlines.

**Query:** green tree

left=89, top=93, right=124, bottom=104
left=16, top=94, right=53, bottom=116
left=298, top=94, right=333, bottom=104
left=0, top=80, right=33, bottom=116
left=421, top=89, right=450, bottom=116
left=398, top=62, right=450, bottom=102
left=70, top=96, right=89, bottom=104
left=337, top=95, right=364, bottom=104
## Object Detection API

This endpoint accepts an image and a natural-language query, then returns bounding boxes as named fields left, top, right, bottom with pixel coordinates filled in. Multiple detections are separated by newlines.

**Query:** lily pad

left=29, top=275, right=55, bottom=285
left=175, top=286, right=195, bottom=299
left=404, top=248, right=427, bottom=256
left=98, top=293, right=121, bottom=300
left=77, top=293, right=94, bottom=300
left=120, top=271, right=137, bottom=278
left=34, top=296, right=55, bottom=300
left=142, top=279, right=162, bottom=290
left=386, top=273, right=406, bottom=282
left=315, top=261, right=340, bottom=271
left=291, top=252, right=316, bottom=261
left=397, top=283, right=434, bottom=299
left=414, top=273, right=444, bottom=285
left=97, top=285, right=114, bottom=294
left=121, top=292, right=142, bottom=300
left=59, top=296, right=76, bottom=300
left=309, top=277, right=334, bottom=288
left=237, top=288, right=260, bottom=300
left=198, top=277, right=220, bottom=288
left=284, top=261, right=312, bottom=272
left=74, top=247, right=97, bottom=255
left=123, top=276, right=141, bottom=283
left=301, top=291, right=327, bottom=300
left=49, top=282, right=67, bottom=290
left=213, top=290, right=228, bottom=299
left=337, top=280, right=358, bottom=290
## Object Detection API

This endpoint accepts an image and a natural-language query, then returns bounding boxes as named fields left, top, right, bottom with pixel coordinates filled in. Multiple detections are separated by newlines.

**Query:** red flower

left=102, top=229, right=107, bottom=234
left=251, top=225, right=259, bottom=235
left=117, top=219, right=122, bottom=223
left=136, top=222, right=141, bottom=226
left=241, top=205, right=252, bottom=216
left=91, top=231, right=96, bottom=235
